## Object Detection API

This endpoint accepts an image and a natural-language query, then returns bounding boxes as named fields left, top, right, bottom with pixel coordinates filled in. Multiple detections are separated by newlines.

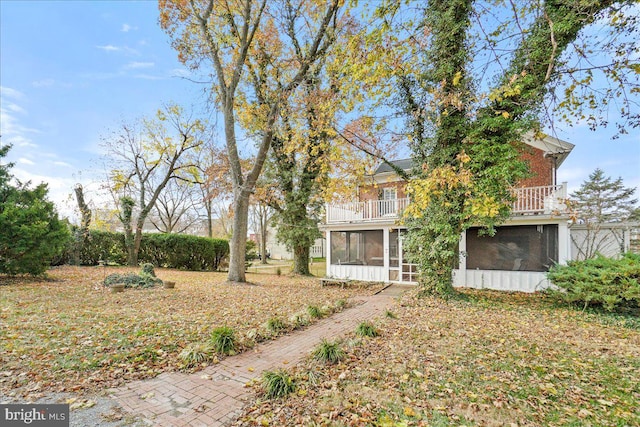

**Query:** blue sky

left=1, top=1, right=639, bottom=220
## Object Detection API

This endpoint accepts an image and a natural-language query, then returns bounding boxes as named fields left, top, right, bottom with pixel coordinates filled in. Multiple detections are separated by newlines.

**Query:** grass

left=0, top=265, right=383, bottom=397
left=237, top=288, right=640, bottom=427
left=355, top=320, right=379, bottom=337
left=312, top=339, right=345, bottom=364
left=210, top=326, right=236, bottom=355
left=262, top=370, right=296, bottom=399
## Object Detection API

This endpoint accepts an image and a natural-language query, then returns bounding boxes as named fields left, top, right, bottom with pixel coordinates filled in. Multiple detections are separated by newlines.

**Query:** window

left=330, top=230, right=384, bottom=266
left=382, top=187, right=397, bottom=200
left=466, top=225, right=558, bottom=272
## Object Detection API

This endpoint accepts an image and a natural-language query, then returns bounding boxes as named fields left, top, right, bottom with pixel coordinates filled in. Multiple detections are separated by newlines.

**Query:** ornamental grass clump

left=307, top=305, right=323, bottom=319
left=262, top=369, right=296, bottom=399
left=312, top=339, right=346, bottom=364
left=356, top=320, right=379, bottom=337
left=266, top=316, right=287, bottom=334
left=103, top=263, right=162, bottom=289
left=210, top=326, right=236, bottom=355
left=178, top=343, right=212, bottom=367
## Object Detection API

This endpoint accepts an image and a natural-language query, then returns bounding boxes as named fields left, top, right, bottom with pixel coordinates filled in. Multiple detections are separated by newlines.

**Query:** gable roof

left=522, top=132, right=575, bottom=167
left=373, top=158, right=413, bottom=174
left=371, top=133, right=575, bottom=177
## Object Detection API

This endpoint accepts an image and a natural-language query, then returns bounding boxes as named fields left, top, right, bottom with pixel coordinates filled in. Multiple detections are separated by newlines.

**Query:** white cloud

left=121, top=23, right=138, bottom=32
left=96, top=44, right=120, bottom=52
left=123, top=61, right=155, bottom=70
left=96, top=44, right=139, bottom=55
left=32, top=78, right=55, bottom=88
left=18, top=157, right=35, bottom=165
left=0, top=86, right=25, bottom=100
left=53, top=161, right=73, bottom=168
left=5, top=102, right=26, bottom=114
left=171, top=68, right=192, bottom=78
left=0, top=92, right=40, bottom=149
left=133, top=74, right=164, bottom=81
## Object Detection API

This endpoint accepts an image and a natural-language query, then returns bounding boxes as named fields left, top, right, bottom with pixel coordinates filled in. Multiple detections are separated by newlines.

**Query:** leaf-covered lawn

left=0, top=266, right=381, bottom=398
left=238, top=290, right=640, bottom=427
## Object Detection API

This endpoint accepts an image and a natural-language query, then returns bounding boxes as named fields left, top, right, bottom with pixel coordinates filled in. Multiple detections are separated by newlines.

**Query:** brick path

left=110, top=287, right=405, bottom=426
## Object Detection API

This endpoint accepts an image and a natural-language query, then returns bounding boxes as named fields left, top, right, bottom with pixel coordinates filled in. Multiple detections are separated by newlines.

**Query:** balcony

left=511, top=183, right=567, bottom=215
left=326, top=198, right=409, bottom=223
left=325, top=183, right=568, bottom=224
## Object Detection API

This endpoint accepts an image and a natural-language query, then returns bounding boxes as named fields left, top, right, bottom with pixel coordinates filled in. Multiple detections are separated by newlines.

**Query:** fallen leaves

left=234, top=289, right=640, bottom=426
left=1, top=265, right=383, bottom=398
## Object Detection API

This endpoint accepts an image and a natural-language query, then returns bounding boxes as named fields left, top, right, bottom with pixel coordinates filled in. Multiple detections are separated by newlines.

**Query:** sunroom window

left=330, top=230, right=383, bottom=266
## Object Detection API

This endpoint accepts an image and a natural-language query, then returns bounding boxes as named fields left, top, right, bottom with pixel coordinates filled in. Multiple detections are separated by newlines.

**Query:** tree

left=572, top=168, right=638, bottom=224
left=71, top=183, right=92, bottom=264
left=0, top=144, right=70, bottom=275
left=149, top=177, right=200, bottom=234
left=249, top=197, right=272, bottom=264
left=159, top=0, right=343, bottom=282
left=570, top=168, right=638, bottom=259
left=103, top=104, right=206, bottom=265
left=385, top=0, right=639, bottom=295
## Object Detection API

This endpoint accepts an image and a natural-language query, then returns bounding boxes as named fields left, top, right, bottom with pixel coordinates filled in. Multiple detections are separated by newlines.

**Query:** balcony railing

left=511, top=183, right=567, bottom=214
left=325, top=183, right=568, bottom=224
left=326, top=198, right=409, bottom=223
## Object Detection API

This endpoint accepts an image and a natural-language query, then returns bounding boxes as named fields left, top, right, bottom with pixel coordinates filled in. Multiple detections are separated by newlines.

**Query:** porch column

left=454, top=230, right=466, bottom=287
left=383, top=227, right=390, bottom=282
left=325, top=231, right=331, bottom=277
left=558, top=221, right=570, bottom=265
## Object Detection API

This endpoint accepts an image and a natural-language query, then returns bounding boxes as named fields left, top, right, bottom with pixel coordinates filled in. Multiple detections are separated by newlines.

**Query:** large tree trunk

left=292, top=244, right=310, bottom=275
left=227, top=190, right=250, bottom=282
left=206, top=199, right=213, bottom=238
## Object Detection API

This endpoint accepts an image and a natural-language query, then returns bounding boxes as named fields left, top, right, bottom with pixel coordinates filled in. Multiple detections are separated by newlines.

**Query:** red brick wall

left=358, top=146, right=554, bottom=201
left=517, top=145, right=555, bottom=187
left=359, top=181, right=407, bottom=202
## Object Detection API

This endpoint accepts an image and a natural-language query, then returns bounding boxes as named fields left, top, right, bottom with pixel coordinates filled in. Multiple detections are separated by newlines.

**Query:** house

left=321, top=133, right=575, bottom=292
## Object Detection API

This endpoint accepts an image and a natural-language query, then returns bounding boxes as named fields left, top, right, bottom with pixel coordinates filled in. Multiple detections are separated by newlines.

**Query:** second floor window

left=382, top=187, right=397, bottom=200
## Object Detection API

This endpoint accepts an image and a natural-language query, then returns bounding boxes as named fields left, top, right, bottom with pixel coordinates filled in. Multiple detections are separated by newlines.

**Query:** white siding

left=327, top=265, right=387, bottom=282
left=454, top=269, right=551, bottom=293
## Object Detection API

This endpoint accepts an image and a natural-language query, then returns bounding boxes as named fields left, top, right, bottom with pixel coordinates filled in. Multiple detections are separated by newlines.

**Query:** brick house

left=321, top=133, right=575, bottom=292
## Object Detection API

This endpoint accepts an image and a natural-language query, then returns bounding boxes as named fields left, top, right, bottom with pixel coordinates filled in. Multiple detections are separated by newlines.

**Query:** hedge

left=69, top=230, right=228, bottom=271
left=547, top=253, right=640, bottom=312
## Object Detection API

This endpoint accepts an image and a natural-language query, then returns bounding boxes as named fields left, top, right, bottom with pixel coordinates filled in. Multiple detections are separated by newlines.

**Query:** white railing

left=326, top=198, right=409, bottom=223
left=326, top=184, right=568, bottom=224
left=511, top=182, right=567, bottom=214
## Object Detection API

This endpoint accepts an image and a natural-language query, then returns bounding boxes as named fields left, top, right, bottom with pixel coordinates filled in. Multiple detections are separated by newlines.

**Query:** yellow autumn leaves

left=405, top=151, right=502, bottom=221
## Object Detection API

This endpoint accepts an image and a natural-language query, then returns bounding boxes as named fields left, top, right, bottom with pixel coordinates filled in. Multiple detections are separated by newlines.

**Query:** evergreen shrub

left=547, top=253, right=640, bottom=312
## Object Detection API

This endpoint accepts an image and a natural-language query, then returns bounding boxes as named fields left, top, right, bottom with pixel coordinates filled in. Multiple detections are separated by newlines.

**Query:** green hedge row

left=547, top=253, right=640, bottom=312
left=68, top=230, right=228, bottom=271
left=139, top=233, right=229, bottom=271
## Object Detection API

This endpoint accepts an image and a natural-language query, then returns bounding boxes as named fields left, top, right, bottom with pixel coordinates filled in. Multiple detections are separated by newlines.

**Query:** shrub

left=266, top=317, right=287, bottom=334
left=72, top=231, right=229, bottom=270
left=78, top=230, right=127, bottom=266
left=312, top=339, right=346, bottom=364
left=210, top=326, right=236, bottom=355
left=0, top=145, right=71, bottom=275
left=103, top=264, right=162, bottom=289
left=356, top=321, right=379, bottom=337
left=307, top=305, right=323, bottom=319
left=262, top=370, right=296, bottom=399
left=547, top=253, right=640, bottom=312
left=179, top=343, right=212, bottom=367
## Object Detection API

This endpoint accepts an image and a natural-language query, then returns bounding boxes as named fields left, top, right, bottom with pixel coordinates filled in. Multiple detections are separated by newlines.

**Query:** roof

left=373, top=158, right=413, bottom=175
left=371, top=133, right=575, bottom=176
left=522, top=132, right=575, bottom=167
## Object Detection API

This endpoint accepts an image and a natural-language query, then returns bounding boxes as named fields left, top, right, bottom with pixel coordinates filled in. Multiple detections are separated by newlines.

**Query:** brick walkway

left=110, top=288, right=404, bottom=426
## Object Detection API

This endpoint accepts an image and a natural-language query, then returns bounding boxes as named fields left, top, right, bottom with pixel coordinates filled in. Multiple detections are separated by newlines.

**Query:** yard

left=0, top=265, right=379, bottom=399
left=2, top=267, right=639, bottom=426
left=238, top=290, right=640, bottom=427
